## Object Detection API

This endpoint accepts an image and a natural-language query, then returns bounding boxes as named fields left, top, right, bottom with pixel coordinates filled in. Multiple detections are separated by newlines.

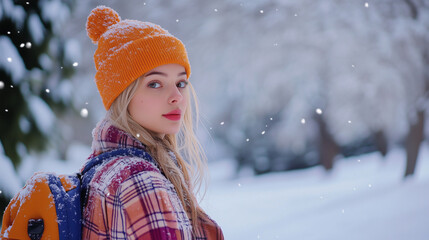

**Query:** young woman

left=82, top=6, right=224, bottom=239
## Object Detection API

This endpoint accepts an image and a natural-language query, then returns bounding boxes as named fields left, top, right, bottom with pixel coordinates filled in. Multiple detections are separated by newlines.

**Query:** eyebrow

left=144, top=71, right=187, bottom=77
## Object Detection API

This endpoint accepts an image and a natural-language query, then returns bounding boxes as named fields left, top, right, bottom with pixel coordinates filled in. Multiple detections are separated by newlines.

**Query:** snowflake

left=80, top=108, right=88, bottom=118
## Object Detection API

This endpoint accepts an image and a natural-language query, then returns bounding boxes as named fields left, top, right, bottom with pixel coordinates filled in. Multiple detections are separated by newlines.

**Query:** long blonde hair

left=108, top=75, right=208, bottom=230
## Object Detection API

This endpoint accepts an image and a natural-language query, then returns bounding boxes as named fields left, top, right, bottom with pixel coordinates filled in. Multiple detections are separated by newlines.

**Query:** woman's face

left=128, top=64, right=189, bottom=138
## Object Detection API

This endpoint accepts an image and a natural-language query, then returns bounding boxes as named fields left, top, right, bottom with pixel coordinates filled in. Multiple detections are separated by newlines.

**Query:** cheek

left=129, top=95, right=159, bottom=117
left=182, top=91, right=190, bottom=108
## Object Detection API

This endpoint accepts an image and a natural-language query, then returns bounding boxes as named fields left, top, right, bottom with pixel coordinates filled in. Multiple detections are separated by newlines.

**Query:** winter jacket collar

left=89, top=117, right=146, bottom=159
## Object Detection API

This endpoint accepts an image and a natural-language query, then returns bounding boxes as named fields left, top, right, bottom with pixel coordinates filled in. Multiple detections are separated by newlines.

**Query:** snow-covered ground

left=2, top=142, right=428, bottom=240
left=202, top=142, right=429, bottom=240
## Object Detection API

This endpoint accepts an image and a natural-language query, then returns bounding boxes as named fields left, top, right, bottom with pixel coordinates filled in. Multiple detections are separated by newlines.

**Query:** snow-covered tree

left=180, top=0, right=429, bottom=174
left=0, top=0, right=77, bottom=214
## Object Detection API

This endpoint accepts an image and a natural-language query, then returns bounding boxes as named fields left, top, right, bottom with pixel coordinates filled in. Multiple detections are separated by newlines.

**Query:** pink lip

left=163, top=109, right=181, bottom=121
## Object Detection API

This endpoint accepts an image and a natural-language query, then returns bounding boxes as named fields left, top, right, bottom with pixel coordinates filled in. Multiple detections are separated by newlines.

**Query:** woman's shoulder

left=89, top=154, right=162, bottom=196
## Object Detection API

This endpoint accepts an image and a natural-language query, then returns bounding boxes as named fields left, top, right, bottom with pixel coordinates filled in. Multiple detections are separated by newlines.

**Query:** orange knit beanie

left=86, top=6, right=191, bottom=110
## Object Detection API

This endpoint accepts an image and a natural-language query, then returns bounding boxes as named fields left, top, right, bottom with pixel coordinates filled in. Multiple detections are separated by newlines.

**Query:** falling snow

left=80, top=108, right=88, bottom=118
left=73, top=62, right=78, bottom=67
left=316, top=108, right=323, bottom=114
left=301, top=118, right=306, bottom=124
left=0, top=81, right=4, bottom=89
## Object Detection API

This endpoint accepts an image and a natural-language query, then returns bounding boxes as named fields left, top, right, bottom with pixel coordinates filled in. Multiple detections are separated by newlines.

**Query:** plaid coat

left=81, top=118, right=224, bottom=239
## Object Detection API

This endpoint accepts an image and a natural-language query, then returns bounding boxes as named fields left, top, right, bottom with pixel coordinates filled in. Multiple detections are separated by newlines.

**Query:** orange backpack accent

left=1, top=173, right=81, bottom=240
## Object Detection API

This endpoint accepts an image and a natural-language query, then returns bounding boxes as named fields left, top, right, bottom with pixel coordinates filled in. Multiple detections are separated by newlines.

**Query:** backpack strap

left=80, top=147, right=156, bottom=208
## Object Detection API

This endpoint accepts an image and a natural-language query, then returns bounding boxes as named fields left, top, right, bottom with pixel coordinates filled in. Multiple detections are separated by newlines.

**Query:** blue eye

left=177, top=81, right=188, bottom=88
left=148, top=82, right=161, bottom=88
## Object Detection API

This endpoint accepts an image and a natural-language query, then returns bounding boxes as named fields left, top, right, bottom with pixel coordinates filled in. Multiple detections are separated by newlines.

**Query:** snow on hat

left=86, top=6, right=191, bottom=110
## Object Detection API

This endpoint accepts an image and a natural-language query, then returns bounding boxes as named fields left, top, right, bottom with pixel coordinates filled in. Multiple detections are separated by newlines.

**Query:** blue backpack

left=1, top=148, right=154, bottom=240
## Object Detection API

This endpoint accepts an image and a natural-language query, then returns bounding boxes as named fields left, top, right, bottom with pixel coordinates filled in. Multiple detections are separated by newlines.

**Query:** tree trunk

left=375, top=130, right=388, bottom=157
left=317, top=116, right=340, bottom=171
left=404, top=110, right=425, bottom=178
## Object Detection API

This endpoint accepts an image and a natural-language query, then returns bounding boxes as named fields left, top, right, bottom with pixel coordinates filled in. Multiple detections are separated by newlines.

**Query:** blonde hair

left=108, top=76, right=209, bottom=230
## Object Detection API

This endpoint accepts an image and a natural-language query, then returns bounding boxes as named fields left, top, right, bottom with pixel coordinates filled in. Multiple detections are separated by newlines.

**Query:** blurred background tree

left=0, top=0, right=76, bottom=215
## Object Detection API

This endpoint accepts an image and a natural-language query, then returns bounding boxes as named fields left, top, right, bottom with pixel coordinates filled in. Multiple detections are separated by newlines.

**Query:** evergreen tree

left=0, top=0, right=76, bottom=217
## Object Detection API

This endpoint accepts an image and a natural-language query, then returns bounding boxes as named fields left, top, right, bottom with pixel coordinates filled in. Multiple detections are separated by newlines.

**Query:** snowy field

left=202, top=142, right=429, bottom=240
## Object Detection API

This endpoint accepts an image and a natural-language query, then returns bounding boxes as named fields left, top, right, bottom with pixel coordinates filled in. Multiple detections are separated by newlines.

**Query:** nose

left=168, top=87, right=183, bottom=104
